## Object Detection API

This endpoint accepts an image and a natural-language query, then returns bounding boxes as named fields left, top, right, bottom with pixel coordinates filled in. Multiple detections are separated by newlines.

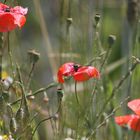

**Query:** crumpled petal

left=13, top=13, right=26, bottom=28
left=57, top=62, right=75, bottom=83
left=11, top=6, right=28, bottom=15
left=128, top=99, right=140, bottom=116
left=73, top=66, right=100, bottom=82
left=128, top=115, right=140, bottom=131
left=0, top=2, right=8, bottom=10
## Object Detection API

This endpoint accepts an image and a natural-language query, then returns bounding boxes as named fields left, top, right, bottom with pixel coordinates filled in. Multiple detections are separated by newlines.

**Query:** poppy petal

left=128, top=99, right=140, bottom=116
left=0, top=13, right=16, bottom=32
left=57, top=62, right=75, bottom=83
left=128, top=115, right=140, bottom=131
left=13, top=14, right=26, bottom=28
left=11, top=6, right=28, bottom=15
left=115, top=115, right=133, bottom=126
left=73, top=66, right=100, bottom=82
left=0, top=2, right=8, bottom=10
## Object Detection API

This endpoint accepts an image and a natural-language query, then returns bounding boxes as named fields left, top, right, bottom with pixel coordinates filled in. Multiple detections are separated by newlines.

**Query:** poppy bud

left=57, top=88, right=64, bottom=100
left=10, top=117, right=17, bottom=134
left=67, top=18, right=73, bottom=25
left=43, top=91, right=49, bottom=103
left=53, top=113, right=59, bottom=121
left=94, top=14, right=100, bottom=24
left=108, top=35, right=116, bottom=47
left=16, top=107, right=29, bottom=130
left=28, top=49, right=40, bottom=64
left=28, top=95, right=35, bottom=100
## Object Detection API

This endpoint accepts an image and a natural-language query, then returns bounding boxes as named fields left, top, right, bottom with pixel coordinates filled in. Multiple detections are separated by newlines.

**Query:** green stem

left=75, top=82, right=80, bottom=105
left=26, top=62, right=36, bottom=91
left=97, top=61, right=139, bottom=123
left=7, top=32, right=14, bottom=78
left=10, top=82, right=58, bottom=106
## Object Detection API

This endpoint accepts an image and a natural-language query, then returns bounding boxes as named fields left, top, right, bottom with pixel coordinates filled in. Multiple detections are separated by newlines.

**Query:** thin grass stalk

left=26, top=62, right=36, bottom=92
left=87, top=96, right=130, bottom=138
left=97, top=61, right=139, bottom=122
left=33, top=0, right=58, bottom=80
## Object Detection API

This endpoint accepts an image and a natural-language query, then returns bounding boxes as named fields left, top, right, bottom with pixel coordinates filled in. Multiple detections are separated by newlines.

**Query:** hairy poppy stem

left=10, top=82, right=58, bottom=106
left=26, top=62, right=36, bottom=91
left=75, top=82, right=80, bottom=105
left=7, top=32, right=14, bottom=78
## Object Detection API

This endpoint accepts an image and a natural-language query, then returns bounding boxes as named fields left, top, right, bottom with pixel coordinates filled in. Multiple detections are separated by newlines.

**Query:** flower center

left=4, top=7, right=10, bottom=12
left=73, top=64, right=80, bottom=72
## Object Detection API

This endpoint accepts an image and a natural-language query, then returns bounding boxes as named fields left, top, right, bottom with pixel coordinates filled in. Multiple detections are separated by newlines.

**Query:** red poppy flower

left=115, top=99, right=140, bottom=131
left=73, top=66, right=100, bottom=82
left=0, top=3, right=28, bottom=32
left=57, top=62, right=100, bottom=83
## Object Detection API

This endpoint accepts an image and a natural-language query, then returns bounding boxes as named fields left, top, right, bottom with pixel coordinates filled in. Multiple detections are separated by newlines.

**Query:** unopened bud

left=28, top=95, right=35, bottom=100
left=67, top=18, right=73, bottom=25
left=95, top=14, right=100, bottom=24
left=43, top=97, right=49, bottom=103
left=108, top=35, right=116, bottom=46
left=57, top=88, right=64, bottom=100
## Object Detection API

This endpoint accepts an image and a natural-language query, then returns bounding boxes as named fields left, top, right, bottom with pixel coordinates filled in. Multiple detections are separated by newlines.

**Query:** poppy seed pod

left=57, top=88, right=64, bottom=101
left=94, top=14, right=100, bottom=24
left=28, top=49, right=40, bottom=64
left=108, top=35, right=116, bottom=47
left=67, top=18, right=73, bottom=25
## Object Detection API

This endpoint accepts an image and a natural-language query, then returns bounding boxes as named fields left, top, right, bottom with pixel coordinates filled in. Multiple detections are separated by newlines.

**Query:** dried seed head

left=43, top=97, right=49, bottom=103
left=108, top=35, right=116, bottom=46
left=28, top=49, right=40, bottom=63
left=10, top=117, right=17, bottom=134
left=53, top=113, right=59, bottom=121
left=28, top=95, right=35, bottom=100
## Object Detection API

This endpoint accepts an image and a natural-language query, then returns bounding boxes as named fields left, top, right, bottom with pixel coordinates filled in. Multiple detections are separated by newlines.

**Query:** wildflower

left=115, top=99, right=140, bottom=131
left=57, top=62, right=100, bottom=83
left=0, top=2, right=28, bottom=32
